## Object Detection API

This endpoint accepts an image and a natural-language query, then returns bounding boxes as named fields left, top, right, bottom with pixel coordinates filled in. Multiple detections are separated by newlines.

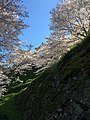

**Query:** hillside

left=0, top=34, right=90, bottom=120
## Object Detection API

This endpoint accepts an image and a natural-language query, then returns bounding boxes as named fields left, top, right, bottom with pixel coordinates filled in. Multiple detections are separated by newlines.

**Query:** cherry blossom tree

left=50, top=0, right=90, bottom=40
left=32, top=0, right=90, bottom=72
left=0, top=0, right=28, bottom=65
left=0, top=0, right=29, bottom=96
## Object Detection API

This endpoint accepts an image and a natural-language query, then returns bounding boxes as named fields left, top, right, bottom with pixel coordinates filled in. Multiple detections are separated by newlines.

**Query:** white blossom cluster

left=0, top=70, right=10, bottom=96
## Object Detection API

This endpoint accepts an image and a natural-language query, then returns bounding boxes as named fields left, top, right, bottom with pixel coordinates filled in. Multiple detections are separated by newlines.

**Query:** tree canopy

left=50, top=0, right=90, bottom=39
left=0, top=0, right=28, bottom=66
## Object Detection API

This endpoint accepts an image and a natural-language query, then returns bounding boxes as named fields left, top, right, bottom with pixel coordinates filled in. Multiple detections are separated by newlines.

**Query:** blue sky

left=21, top=0, right=60, bottom=49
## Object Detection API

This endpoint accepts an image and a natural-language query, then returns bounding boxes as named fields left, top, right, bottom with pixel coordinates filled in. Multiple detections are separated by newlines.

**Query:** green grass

left=0, top=93, right=19, bottom=120
left=0, top=78, right=34, bottom=120
left=6, top=79, right=34, bottom=94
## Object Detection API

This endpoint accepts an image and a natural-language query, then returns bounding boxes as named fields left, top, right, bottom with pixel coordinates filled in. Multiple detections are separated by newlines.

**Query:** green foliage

left=6, top=79, right=33, bottom=95
left=10, top=67, right=37, bottom=83
left=19, top=69, right=37, bottom=82
left=5, top=68, right=38, bottom=95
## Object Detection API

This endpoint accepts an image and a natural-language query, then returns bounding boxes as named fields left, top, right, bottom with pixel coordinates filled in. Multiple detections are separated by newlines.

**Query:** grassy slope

left=0, top=33, right=90, bottom=120
left=0, top=93, right=19, bottom=120
left=0, top=77, right=34, bottom=120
